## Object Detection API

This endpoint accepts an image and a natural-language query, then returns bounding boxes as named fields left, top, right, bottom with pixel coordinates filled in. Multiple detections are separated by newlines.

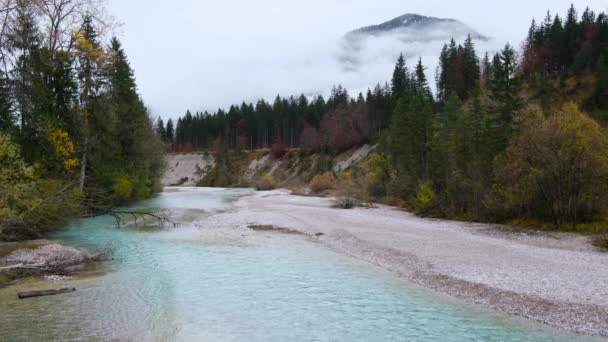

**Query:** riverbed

left=0, top=188, right=603, bottom=341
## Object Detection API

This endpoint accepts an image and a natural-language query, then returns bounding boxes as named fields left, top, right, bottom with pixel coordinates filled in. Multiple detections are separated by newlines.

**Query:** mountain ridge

left=347, top=13, right=487, bottom=41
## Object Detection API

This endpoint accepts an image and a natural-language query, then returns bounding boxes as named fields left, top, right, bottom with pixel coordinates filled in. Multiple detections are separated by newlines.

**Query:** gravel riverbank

left=202, top=189, right=608, bottom=337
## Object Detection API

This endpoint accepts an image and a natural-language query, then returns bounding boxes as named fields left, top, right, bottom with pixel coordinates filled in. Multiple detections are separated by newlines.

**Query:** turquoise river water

left=0, top=188, right=602, bottom=341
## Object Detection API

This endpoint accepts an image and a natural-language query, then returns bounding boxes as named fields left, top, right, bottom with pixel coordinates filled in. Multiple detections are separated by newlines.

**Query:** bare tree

left=0, top=0, right=17, bottom=74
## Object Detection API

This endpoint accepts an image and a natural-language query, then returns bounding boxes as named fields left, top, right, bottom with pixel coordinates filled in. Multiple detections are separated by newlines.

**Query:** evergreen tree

left=165, top=118, right=175, bottom=143
left=389, top=89, right=434, bottom=190
left=462, top=35, right=481, bottom=99
left=414, top=58, right=430, bottom=95
left=481, top=52, right=492, bottom=87
left=490, top=44, right=522, bottom=149
left=391, top=53, right=408, bottom=97
left=156, top=118, right=166, bottom=140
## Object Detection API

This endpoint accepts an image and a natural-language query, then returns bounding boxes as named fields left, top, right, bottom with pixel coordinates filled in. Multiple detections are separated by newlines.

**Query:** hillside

left=162, top=145, right=375, bottom=192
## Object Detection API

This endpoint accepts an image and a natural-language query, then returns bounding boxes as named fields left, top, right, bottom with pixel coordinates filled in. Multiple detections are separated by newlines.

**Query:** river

left=0, top=188, right=600, bottom=341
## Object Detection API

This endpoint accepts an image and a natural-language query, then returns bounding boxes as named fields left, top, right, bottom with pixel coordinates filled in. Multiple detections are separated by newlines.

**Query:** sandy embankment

left=203, top=190, right=608, bottom=337
left=162, top=153, right=215, bottom=186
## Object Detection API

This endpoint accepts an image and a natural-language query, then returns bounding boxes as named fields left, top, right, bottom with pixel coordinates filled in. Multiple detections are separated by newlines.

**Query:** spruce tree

left=462, top=34, right=481, bottom=99
left=414, top=58, right=430, bottom=95
left=391, top=53, right=408, bottom=98
left=166, top=118, right=175, bottom=144
left=156, top=118, right=166, bottom=140
left=490, top=44, right=522, bottom=149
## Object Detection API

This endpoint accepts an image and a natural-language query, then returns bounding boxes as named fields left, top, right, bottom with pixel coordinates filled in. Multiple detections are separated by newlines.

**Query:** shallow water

left=0, top=188, right=601, bottom=341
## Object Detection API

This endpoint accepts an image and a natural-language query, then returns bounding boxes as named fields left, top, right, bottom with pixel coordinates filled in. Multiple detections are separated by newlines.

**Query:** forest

left=0, top=0, right=164, bottom=241
left=165, top=4, right=608, bottom=230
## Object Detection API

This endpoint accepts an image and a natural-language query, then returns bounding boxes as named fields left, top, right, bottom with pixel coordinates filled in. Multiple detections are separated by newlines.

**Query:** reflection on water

left=0, top=188, right=600, bottom=341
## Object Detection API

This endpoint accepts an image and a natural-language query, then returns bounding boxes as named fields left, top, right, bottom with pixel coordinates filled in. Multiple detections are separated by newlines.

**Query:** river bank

left=203, top=189, right=608, bottom=337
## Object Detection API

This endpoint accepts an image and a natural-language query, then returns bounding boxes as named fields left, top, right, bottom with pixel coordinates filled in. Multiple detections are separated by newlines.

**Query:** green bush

left=413, top=182, right=438, bottom=216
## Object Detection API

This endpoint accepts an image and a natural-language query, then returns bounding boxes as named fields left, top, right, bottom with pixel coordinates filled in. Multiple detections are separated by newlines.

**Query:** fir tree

left=166, top=118, right=175, bottom=143
left=391, top=53, right=408, bottom=98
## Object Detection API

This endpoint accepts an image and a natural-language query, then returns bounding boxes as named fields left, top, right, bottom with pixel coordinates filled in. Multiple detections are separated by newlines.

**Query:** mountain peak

left=347, top=13, right=486, bottom=40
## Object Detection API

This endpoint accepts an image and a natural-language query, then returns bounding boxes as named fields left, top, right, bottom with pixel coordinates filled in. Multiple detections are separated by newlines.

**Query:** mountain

left=347, top=13, right=487, bottom=41
left=339, top=14, right=488, bottom=72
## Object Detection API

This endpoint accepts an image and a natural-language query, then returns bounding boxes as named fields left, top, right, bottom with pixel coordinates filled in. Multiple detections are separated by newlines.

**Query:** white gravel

left=202, top=189, right=608, bottom=337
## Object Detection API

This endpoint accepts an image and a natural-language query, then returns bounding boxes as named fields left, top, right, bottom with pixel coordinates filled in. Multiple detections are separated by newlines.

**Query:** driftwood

left=170, top=177, right=189, bottom=186
left=18, top=288, right=76, bottom=299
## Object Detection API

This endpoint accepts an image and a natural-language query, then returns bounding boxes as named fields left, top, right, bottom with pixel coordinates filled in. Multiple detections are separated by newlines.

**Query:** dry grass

left=310, top=172, right=336, bottom=193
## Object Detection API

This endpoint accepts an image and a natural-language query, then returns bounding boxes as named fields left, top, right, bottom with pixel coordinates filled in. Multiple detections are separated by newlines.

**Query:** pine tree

left=391, top=53, right=408, bottom=98
left=481, top=52, right=492, bottom=88
left=106, top=37, right=163, bottom=200
left=462, top=34, right=481, bottom=99
left=156, top=118, right=166, bottom=140
left=563, top=4, right=578, bottom=69
left=389, top=89, right=434, bottom=188
left=414, top=58, right=430, bottom=95
left=165, top=118, right=175, bottom=143
left=489, top=44, right=522, bottom=149
left=437, top=44, right=449, bottom=102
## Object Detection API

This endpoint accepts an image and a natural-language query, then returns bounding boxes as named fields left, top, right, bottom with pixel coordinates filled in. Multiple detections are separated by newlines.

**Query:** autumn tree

left=492, top=103, right=608, bottom=228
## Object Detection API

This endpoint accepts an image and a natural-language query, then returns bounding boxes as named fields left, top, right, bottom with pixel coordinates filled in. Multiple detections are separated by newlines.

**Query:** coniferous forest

left=0, top=0, right=163, bottom=241
left=165, top=4, right=608, bottom=230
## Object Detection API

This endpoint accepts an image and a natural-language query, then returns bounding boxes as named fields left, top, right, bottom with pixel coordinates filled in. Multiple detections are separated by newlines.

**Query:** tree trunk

left=79, top=136, right=88, bottom=192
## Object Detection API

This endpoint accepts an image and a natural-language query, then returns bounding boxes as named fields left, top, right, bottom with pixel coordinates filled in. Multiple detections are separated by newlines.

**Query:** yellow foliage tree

left=48, top=127, right=80, bottom=173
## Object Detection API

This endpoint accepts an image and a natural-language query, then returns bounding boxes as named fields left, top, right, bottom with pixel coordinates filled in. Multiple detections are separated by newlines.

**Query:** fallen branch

left=18, top=288, right=76, bottom=299
left=83, top=209, right=177, bottom=228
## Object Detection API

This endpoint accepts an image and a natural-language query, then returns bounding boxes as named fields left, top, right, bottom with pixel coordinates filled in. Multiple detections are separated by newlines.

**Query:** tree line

left=0, top=0, right=163, bottom=240
left=157, top=83, right=394, bottom=153
left=166, top=4, right=608, bottom=229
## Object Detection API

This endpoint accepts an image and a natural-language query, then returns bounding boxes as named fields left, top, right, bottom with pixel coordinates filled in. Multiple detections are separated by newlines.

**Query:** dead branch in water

left=83, top=209, right=177, bottom=228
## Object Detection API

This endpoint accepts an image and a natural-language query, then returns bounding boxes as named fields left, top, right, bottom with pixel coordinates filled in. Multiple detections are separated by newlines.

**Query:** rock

left=42, top=275, right=72, bottom=281
left=0, top=243, right=92, bottom=270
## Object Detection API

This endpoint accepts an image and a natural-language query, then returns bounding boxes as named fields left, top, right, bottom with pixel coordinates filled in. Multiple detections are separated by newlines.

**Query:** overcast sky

left=107, top=0, right=607, bottom=120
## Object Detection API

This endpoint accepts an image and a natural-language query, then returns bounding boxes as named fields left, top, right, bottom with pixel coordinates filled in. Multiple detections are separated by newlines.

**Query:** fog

left=107, top=0, right=608, bottom=120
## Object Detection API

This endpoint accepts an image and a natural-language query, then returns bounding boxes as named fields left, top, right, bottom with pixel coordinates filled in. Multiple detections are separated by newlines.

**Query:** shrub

left=413, top=182, right=438, bottom=215
left=271, top=143, right=288, bottom=158
left=310, top=172, right=336, bottom=193
left=255, top=175, right=277, bottom=191
left=359, top=152, right=389, bottom=198
left=593, top=235, right=608, bottom=250
left=332, top=196, right=357, bottom=209
left=112, top=175, right=134, bottom=201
